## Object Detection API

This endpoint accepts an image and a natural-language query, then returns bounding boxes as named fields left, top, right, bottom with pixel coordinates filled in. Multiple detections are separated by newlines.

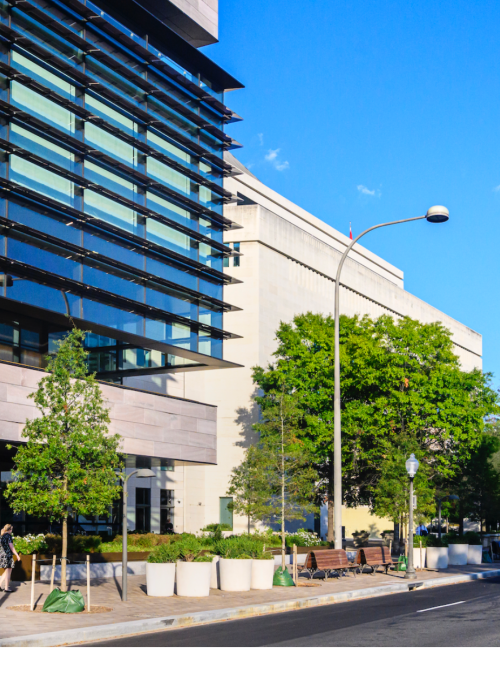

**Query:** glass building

left=0, top=0, right=243, bottom=380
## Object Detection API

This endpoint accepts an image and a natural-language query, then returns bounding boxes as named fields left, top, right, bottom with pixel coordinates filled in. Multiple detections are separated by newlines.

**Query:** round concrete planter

left=413, top=547, right=426, bottom=569
left=448, top=543, right=468, bottom=566
left=219, top=558, right=252, bottom=592
left=426, top=547, right=449, bottom=569
left=146, top=563, right=176, bottom=597
left=176, top=561, right=212, bottom=597
left=467, top=545, right=483, bottom=565
left=251, top=559, right=274, bottom=590
left=210, top=555, right=220, bottom=589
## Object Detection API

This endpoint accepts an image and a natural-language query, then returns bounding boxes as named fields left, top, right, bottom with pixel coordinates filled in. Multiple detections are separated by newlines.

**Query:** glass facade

left=0, top=0, right=242, bottom=379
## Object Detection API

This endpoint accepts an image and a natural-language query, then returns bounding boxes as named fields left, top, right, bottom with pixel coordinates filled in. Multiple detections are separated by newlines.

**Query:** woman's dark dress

left=0, top=533, right=15, bottom=569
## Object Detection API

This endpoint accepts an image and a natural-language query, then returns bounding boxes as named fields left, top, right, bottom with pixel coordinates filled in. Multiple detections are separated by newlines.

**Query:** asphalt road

left=85, top=577, right=500, bottom=646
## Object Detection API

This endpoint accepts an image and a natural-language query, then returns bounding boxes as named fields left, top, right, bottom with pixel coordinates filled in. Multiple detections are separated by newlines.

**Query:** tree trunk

left=61, top=513, right=68, bottom=592
left=281, top=409, right=286, bottom=572
left=247, top=512, right=250, bottom=535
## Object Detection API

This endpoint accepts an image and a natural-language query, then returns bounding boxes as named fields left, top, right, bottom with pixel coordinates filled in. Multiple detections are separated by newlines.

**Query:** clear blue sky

left=204, top=0, right=500, bottom=386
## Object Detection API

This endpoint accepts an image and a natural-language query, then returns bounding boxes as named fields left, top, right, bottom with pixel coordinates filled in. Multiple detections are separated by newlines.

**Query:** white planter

left=251, top=560, right=275, bottom=590
left=219, top=558, right=253, bottom=592
left=412, top=547, right=426, bottom=569
left=448, top=543, right=468, bottom=566
left=426, top=547, right=449, bottom=569
left=210, top=555, right=220, bottom=589
left=146, top=563, right=176, bottom=597
left=176, top=561, right=212, bottom=597
left=467, top=545, right=483, bottom=565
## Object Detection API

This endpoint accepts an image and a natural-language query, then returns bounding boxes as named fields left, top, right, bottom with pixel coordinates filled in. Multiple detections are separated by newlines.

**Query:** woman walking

left=0, top=524, right=20, bottom=592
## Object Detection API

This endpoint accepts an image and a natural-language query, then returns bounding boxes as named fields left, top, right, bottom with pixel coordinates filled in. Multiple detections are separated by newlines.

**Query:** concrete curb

left=2, top=568, right=500, bottom=647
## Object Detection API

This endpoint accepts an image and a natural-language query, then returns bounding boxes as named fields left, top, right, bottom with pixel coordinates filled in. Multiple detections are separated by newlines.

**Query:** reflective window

left=85, top=122, right=137, bottom=168
left=146, top=191, right=195, bottom=231
left=145, top=318, right=197, bottom=351
left=82, top=298, right=143, bottom=335
left=146, top=256, right=198, bottom=292
left=10, top=156, right=75, bottom=207
left=84, top=190, right=141, bottom=236
left=11, top=81, right=75, bottom=134
left=199, top=185, right=222, bottom=213
left=6, top=278, right=80, bottom=316
left=199, top=277, right=223, bottom=301
left=85, top=58, right=146, bottom=109
left=7, top=238, right=81, bottom=280
left=146, top=218, right=194, bottom=260
left=199, top=242, right=223, bottom=271
left=147, top=157, right=192, bottom=198
left=145, top=286, right=196, bottom=320
left=199, top=305, right=222, bottom=329
left=83, top=262, right=144, bottom=302
left=85, top=95, right=139, bottom=137
left=199, top=331, right=222, bottom=359
left=83, top=231, right=144, bottom=270
left=10, top=124, right=76, bottom=172
left=84, top=161, right=139, bottom=203
left=199, top=218, right=223, bottom=243
left=11, top=50, right=76, bottom=100
left=147, top=131, right=192, bottom=165
left=8, top=201, right=81, bottom=245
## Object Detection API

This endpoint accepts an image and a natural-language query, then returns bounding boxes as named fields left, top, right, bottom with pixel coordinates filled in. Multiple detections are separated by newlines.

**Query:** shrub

left=352, top=530, right=370, bottom=548
left=286, top=529, right=322, bottom=547
left=44, top=534, right=102, bottom=554
left=426, top=534, right=446, bottom=547
left=413, top=535, right=431, bottom=548
left=252, top=550, right=274, bottom=560
left=194, top=554, right=214, bottom=562
left=464, top=531, right=482, bottom=545
left=442, top=534, right=469, bottom=546
left=178, top=535, right=204, bottom=562
left=147, top=542, right=180, bottom=563
left=13, top=534, right=48, bottom=555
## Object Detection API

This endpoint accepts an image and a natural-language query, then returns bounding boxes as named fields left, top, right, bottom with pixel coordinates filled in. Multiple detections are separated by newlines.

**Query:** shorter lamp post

left=117, top=468, right=155, bottom=601
left=405, top=453, right=419, bottom=580
left=437, top=495, right=459, bottom=541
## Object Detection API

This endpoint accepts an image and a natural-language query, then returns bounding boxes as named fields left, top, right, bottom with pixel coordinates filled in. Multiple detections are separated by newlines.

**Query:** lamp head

left=448, top=494, right=459, bottom=501
left=426, top=205, right=449, bottom=223
left=135, top=469, right=155, bottom=478
left=405, top=453, right=419, bottom=478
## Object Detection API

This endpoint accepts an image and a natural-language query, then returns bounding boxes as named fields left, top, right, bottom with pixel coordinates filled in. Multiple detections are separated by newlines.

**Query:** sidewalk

left=0, top=564, right=499, bottom=646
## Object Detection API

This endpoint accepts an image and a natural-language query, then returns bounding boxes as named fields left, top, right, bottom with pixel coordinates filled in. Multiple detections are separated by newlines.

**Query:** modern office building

left=188, top=152, right=482, bottom=539
left=0, top=0, right=245, bottom=534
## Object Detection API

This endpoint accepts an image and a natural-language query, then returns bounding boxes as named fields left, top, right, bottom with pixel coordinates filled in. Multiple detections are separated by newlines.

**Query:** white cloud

left=493, top=185, right=500, bottom=192
left=265, top=148, right=289, bottom=171
left=257, top=132, right=264, bottom=146
left=357, top=184, right=376, bottom=196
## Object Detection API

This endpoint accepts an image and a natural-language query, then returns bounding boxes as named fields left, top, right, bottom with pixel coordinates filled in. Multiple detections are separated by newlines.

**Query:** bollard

left=30, top=553, right=36, bottom=611
left=293, top=544, right=298, bottom=584
left=86, top=555, right=91, bottom=612
left=50, top=554, right=56, bottom=592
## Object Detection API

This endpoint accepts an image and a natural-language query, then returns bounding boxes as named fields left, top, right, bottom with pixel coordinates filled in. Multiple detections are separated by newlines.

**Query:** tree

left=253, top=313, right=498, bottom=541
left=372, top=434, right=436, bottom=526
left=227, top=445, right=269, bottom=533
left=251, top=387, right=317, bottom=569
left=5, top=327, right=122, bottom=590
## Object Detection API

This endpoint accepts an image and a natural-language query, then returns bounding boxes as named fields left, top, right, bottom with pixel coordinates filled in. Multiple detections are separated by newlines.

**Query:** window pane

left=147, top=157, right=192, bottom=197
left=199, top=242, right=223, bottom=271
left=6, top=279, right=80, bottom=316
left=10, top=156, right=74, bottom=206
left=83, top=231, right=144, bottom=269
left=84, top=161, right=139, bottom=203
left=8, top=201, right=81, bottom=245
left=84, top=190, right=140, bottom=236
left=11, top=81, right=75, bottom=134
left=85, top=95, right=138, bottom=136
left=145, top=318, right=197, bottom=351
left=145, top=286, right=195, bottom=319
left=148, top=131, right=192, bottom=164
left=146, top=256, right=198, bottom=292
left=85, top=122, right=137, bottom=168
left=8, top=238, right=80, bottom=280
left=82, top=299, right=143, bottom=335
left=10, top=124, right=76, bottom=172
left=146, top=191, right=195, bottom=231
left=146, top=218, right=194, bottom=259
left=11, top=50, right=76, bottom=100
left=83, top=263, right=144, bottom=302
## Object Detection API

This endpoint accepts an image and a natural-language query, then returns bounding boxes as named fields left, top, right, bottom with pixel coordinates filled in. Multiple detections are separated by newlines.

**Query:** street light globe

left=136, top=469, right=155, bottom=478
left=426, top=205, right=449, bottom=223
left=405, top=453, right=419, bottom=478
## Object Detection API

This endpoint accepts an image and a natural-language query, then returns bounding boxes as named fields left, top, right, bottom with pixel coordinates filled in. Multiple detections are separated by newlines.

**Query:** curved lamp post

left=333, top=206, right=450, bottom=548
left=116, top=467, right=155, bottom=601
left=405, top=453, right=420, bottom=580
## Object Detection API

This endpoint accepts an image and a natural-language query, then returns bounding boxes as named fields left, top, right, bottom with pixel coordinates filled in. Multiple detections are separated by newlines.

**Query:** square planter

left=146, top=563, right=175, bottom=597
left=426, top=547, right=449, bottom=569
left=176, top=561, right=212, bottom=597
left=251, top=560, right=274, bottom=590
left=448, top=543, right=468, bottom=566
left=467, top=545, right=483, bottom=565
left=219, top=558, right=252, bottom=592
left=210, top=555, right=220, bottom=589
left=413, top=547, right=426, bottom=569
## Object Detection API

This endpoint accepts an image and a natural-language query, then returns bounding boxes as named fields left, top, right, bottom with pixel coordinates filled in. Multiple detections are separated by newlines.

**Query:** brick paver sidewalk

left=0, top=564, right=497, bottom=641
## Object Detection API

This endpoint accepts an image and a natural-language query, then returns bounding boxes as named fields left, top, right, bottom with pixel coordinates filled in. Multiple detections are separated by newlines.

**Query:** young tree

left=5, top=327, right=122, bottom=590
left=253, top=387, right=317, bottom=569
left=227, top=445, right=269, bottom=533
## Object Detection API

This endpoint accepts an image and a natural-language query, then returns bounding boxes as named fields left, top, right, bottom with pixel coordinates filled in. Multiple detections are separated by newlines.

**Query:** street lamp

left=332, top=206, right=450, bottom=548
left=116, top=467, right=155, bottom=601
left=405, top=453, right=420, bottom=580
left=437, top=494, right=459, bottom=541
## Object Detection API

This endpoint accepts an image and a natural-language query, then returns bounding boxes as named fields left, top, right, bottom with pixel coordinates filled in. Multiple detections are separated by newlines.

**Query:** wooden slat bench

left=299, top=549, right=358, bottom=580
left=356, top=546, right=394, bottom=574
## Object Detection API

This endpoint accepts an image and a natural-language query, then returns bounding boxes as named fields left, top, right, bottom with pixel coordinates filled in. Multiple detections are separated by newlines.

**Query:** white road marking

left=417, top=601, right=466, bottom=613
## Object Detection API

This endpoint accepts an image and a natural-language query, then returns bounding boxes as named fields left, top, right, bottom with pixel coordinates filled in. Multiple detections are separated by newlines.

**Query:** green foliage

left=442, top=534, right=468, bottom=545
left=201, top=523, right=232, bottom=541
left=177, top=535, right=204, bottom=562
left=4, top=328, right=122, bottom=588
left=426, top=534, right=447, bottom=548
left=413, top=534, right=431, bottom=548
left=285, top=529, right=322, bottom=547
left=463, top=531, right=482, bottom=545
left=253, top=313, right=498, bottom=537
left=147, top=541, right=180, bottom=563
left=13, top=534, right=48, bottom=555
left=252, top=550, right=274, bottom=560
left=227, top=445, right=271, bottom=532
left=372, top=434, right=436, bottom=523
left=194, top=554, right=214, bottom=562
left=44, top=534, right=103, bottom=554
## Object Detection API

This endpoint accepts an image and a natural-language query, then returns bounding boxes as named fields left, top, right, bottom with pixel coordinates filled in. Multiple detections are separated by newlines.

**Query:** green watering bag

left=42, top=588, right=85, bottom=613
left=273, top=566, right=295, bottom=587
left=395, top=556, right=407, bottom=572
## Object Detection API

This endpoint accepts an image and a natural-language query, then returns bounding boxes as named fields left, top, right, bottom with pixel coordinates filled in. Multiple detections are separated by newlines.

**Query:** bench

left=299, top=549, right=358, bottom=580
left=356, top=546, right=394, bottom=574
